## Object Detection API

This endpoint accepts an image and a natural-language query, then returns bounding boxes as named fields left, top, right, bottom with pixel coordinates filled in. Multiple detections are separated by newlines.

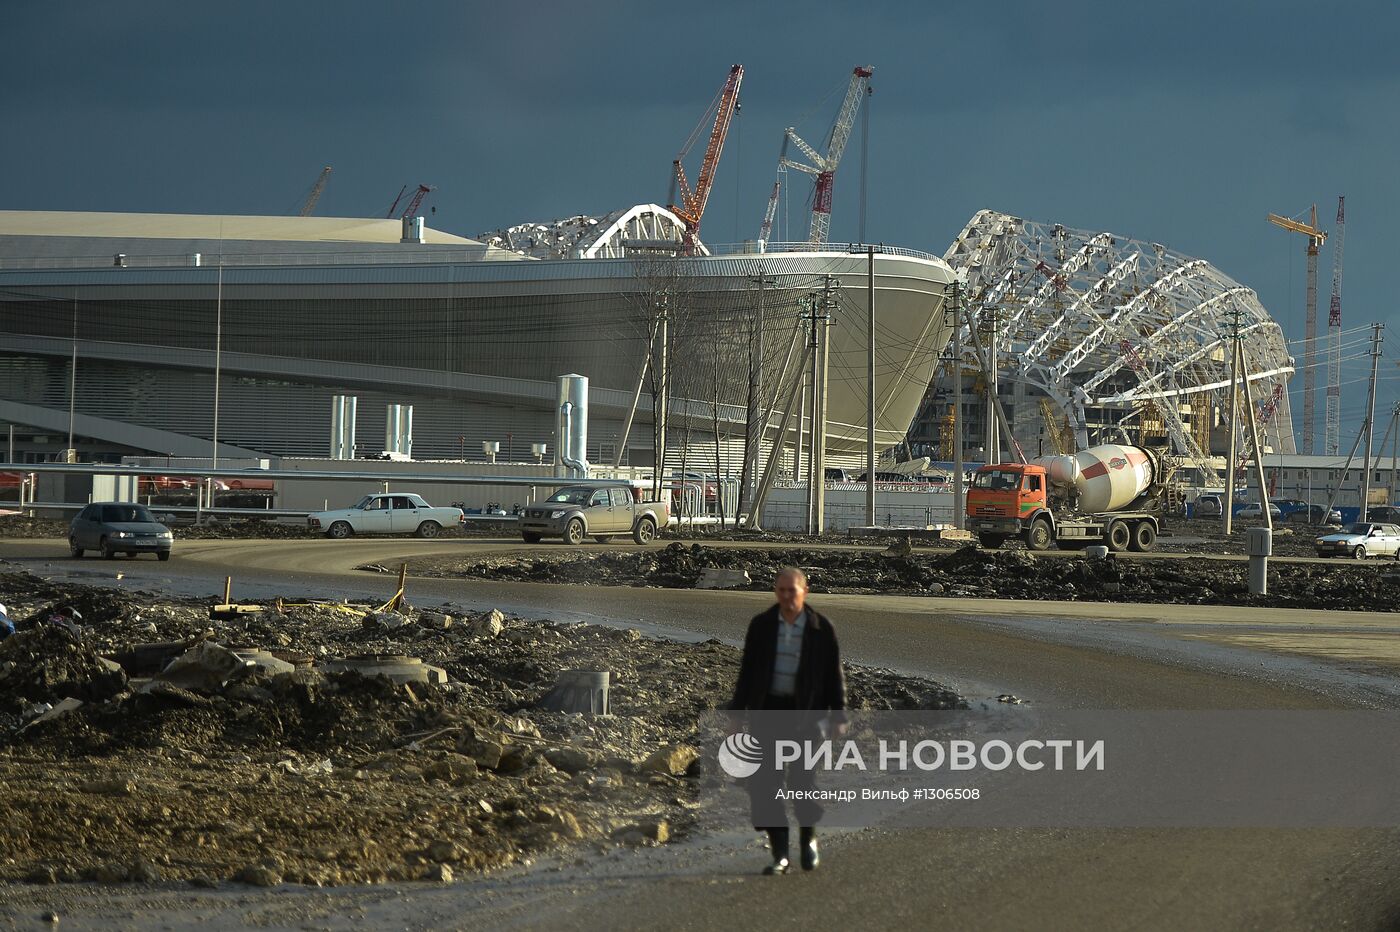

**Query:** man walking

left=729, top=567, right=846, bottom=875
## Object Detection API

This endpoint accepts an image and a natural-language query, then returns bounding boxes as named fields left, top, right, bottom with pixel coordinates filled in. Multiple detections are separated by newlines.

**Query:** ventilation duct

left=555, top=374, right=589, bottom=478
left=329, top=395, right=357, bottom=459
left=385, top=404, right=413, bottom=459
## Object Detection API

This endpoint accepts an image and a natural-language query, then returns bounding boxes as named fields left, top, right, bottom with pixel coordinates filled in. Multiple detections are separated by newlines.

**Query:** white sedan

left=1315, top=522, right=1400, bottom=559
left=1236, top=502, right=1282, bottom=519
left=308, top=493, right=464, bottom=539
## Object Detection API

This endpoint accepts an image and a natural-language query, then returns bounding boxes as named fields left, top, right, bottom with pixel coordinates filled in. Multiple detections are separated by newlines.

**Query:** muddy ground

left=0, top=513, right=1341, bottom=557
left=0, top=571, right=961, bottom=889
left=404, top=540, right=1400, bottom=613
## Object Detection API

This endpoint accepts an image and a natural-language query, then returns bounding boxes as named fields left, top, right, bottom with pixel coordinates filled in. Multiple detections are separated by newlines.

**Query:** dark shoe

left=763, top=857, right=791, bottom=875
left=798, top=827, right=819, bottom=871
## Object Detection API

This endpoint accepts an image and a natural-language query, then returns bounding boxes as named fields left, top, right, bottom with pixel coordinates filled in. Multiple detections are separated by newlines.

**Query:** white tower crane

left=777, top=66, right=873, bottom=245
left=1325, top=196, right=1345, bottom=456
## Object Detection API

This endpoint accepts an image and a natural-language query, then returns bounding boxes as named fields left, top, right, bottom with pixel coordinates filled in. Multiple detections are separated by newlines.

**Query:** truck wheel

left=1106, top=520, right=1131, bottom=552
left=521, top=532, right=542, bottom=544
left=1026, top=519, right=1053, bottom=552
left=1129, top=522, right=1157, bottom=552
left=633, top=516, right=657, bottom=545
left=415, top=520, right=442, bottom=539
left=564, top=518, right=586, bottom=546
left=326, top=521, right=353, bottom=540
left=977, top=534, right=1005, bottom=550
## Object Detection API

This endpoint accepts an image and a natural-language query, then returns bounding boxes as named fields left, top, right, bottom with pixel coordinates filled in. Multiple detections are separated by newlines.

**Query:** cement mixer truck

left=966, top=443, right=1170, bottom=552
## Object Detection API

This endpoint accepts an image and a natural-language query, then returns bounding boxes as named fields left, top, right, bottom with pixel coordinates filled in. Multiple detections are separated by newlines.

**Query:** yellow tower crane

left=1267, top=207, right=1326, bottom=454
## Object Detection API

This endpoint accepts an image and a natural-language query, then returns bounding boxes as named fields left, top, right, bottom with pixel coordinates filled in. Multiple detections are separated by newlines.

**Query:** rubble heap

left=0, top=570, right=960, bottom=887
left=414, top=542, right=1400, bottom=612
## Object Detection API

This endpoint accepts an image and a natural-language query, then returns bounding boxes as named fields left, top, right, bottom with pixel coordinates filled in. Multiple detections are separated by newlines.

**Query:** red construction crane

left=385, top=184, right=435, bottom=219
left=667, top=64, right=743, bottom=253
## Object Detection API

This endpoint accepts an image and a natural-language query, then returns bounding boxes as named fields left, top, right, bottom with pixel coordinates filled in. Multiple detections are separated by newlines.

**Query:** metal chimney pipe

left=555, top=374, right=589, bottom=478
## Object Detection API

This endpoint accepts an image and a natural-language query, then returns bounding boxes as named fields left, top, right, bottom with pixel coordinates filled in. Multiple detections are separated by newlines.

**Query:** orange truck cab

left=966, top=464, right=1049, bottom=549
left=966, top=460, right=1160, bottom=552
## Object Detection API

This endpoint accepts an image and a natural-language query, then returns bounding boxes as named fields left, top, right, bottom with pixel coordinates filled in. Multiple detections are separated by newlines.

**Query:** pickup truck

left=308, top=493, right=465, bottom=539
left=519, top=485, right=669, bottom=545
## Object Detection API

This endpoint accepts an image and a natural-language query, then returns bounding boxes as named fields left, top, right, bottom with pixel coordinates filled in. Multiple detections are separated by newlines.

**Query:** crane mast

left=667, top=64, right=743, bottom=252
left=1325, top=196, right=1345, bottom=456
left=1266, top=206, right=1325, bottom=453
left=779, top=66, right=872, bottom=244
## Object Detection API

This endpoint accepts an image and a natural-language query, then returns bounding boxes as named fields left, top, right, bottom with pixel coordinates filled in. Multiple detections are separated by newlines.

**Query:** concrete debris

left=235, top=865, right=282, bottom=887
left=363, top=611, right=411, bottom=633
left=419, top=612, right=454, bottom=631
left=233, top=648, right=295, bottom=676
left=639, top=745, right=699, bottom=777
left=469, top=610, right=504, bottom=638
left=322, top=654, right=447, bottom=686
left=150, top=641, right=246, bottom=694
left=422, top=863, right=453, bottom=882
left=537, top=670, right=610, bottom=716
left=696, top=568, right=751, bottom=589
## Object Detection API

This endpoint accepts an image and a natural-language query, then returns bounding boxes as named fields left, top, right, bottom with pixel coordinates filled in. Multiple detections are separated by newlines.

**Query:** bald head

left=774, top=567, right=808, bottom=619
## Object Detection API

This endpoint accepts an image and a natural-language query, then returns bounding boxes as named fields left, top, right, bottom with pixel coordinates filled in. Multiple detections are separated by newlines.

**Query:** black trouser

left=746, top=693, right=824, bottom=829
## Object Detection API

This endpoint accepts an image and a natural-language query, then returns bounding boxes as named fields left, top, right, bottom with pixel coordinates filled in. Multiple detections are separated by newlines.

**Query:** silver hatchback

left=69, top=502, right=173, bottom=560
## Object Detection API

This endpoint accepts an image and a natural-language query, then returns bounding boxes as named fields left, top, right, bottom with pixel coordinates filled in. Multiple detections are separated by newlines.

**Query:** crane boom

left=667, top=64, right=743, bottom=251
left=1325, top=196, right=1345, bottom=455
left=779, top=66, right=873, bottom=244
left=401, top=184, right=434, bottom=218
left=757, top=136, right=791, bottom=245
left=298, top=166, right=333, bottom=217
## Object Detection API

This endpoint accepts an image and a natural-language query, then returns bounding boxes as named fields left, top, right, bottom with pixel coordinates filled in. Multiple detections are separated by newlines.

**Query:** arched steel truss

left=943, top=210, right=1295, bottom=478
left=479, top=204, right=706, bottom=260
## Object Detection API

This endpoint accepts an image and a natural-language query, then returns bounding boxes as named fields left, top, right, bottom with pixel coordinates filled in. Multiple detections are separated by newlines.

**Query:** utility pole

left=984, top=305, right=999, bottom=464
left=865, top=245, right=876, bottom=526
left=66, top=294, right=78, bottom=463
left=212, top=256, right=224, bottom=473
left=951, top=276, right=966, bottom=528
left=653, top=293, right=669, bottom=502
left=1237, top=338, right=1272, bottom=531
left=743, top=273, right=777, bottom=524
left=1359, top=322, right=1384, bottom=522
left=806, top=278, right=836, bottom=535
left=1223, top=302, right=1241, bottom=536
left=1391, top=400, right=1400, bottom=506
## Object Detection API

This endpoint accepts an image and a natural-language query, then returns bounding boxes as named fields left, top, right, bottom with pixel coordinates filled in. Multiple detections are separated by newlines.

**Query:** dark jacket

left=729, top=604, right=846, bottom=719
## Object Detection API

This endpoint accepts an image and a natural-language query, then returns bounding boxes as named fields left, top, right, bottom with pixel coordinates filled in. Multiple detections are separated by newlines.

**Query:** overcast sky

left=4, top=0, right=1399, bottom=440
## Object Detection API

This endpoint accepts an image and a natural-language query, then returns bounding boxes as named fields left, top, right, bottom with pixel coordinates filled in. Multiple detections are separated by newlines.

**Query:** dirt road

left=2, top=537, right=1399, bottom=930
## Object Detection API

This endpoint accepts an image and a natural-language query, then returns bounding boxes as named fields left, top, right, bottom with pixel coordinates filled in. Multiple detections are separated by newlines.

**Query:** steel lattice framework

left=943, top=211, right=1296, bottom=480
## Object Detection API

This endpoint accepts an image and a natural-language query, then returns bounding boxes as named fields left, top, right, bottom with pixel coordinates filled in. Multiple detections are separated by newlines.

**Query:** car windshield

left=546, top=488, right=591, bottom=505
left=1344, top=523, right=1375, bottom=535
left=352, top=495, right=374, bottom=510
left=972, top=470, right=1021, bottom=491
left=100, top=504, right=155, bottom=523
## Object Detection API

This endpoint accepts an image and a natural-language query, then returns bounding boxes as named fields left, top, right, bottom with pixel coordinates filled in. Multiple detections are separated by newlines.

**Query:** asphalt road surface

left=3, top=537, right=1399, bottom=931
